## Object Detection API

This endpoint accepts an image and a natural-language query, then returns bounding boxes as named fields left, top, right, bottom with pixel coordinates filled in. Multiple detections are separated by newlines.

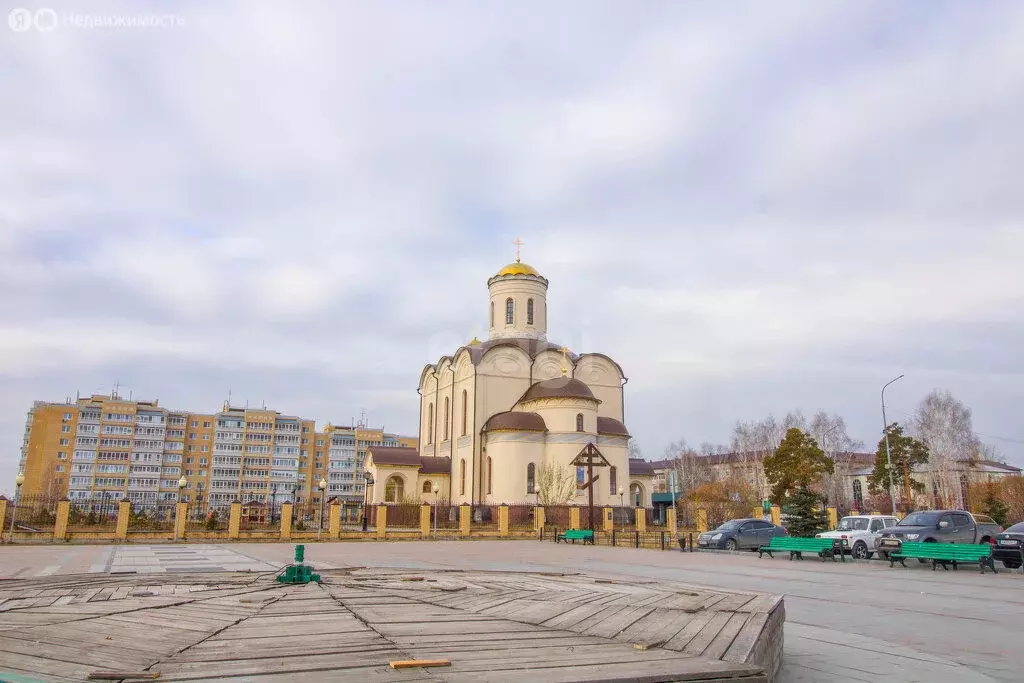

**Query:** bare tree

left=664, top=438, right=716, bottom=496
left=912, top=389, right=981, bottom=509
left=808, top=411, right=864, bottom=509
left=628, top=440, right=643, bottom=460
left=535, top=462, right=577, bottom=506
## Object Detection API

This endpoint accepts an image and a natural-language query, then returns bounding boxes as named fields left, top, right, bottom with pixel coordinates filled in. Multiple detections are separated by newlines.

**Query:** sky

left=1, top=1, right=1023, bottom=494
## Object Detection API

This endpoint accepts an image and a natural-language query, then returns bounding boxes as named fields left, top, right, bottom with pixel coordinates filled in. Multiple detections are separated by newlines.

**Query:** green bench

left=556, top=529, right=595, bottom=545
left=758, top=536, right=839, bottom=561
left=888, top=542, right=997, bottom=574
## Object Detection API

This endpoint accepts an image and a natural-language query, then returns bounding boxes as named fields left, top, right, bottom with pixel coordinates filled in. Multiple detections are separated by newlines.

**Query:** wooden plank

left=87, top=672, right=160, bottom=680
left=389, top=659, right=451, bottom=669
left=682, top=611, right=733, bottom=656
left=723, top=612, right=770, bottom=663
left=702, top=612, right=750, bottom=659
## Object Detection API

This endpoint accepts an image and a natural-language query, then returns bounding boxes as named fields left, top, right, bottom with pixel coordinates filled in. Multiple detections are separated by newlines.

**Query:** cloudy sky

left=2, top=1, right=1023, bottom=494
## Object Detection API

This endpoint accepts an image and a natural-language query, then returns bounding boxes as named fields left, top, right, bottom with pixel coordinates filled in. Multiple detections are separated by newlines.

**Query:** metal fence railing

left=6, top=494, right=60, bottom=535
left=508, top=503, right=536, bottom=531
left=386, top=503, right=421, bottom=530
left=66, top=498, right=119, bottom=531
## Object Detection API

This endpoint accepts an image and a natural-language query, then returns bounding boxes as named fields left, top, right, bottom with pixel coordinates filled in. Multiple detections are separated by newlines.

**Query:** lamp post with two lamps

left=361, top=472, right=374, bottom=532
left=175, top=475, right=187, bottom=542
left=881, top=374, right=904, bottom=516
left=7, top=472, right=25, bottom=542
left=318, top=478, right=327, bottom=540
left=432, top=484, right=440, bottom=536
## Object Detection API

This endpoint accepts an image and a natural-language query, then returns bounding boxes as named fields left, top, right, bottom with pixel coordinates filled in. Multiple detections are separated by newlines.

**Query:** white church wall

left=483, top=433, right=545, bottom=503
left=488, top=277, right=548, bottom=340
left=418, top=369, right=438, bottom=457
left=532, top=349, right=573, bottom=381
left=575, top=354, right=625, bottom=422
left=520, top=397, right=598, bottom=434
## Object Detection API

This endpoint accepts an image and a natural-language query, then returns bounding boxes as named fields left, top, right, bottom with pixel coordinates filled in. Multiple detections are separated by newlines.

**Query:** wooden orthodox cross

left=570, top=442, right=610, bottom=532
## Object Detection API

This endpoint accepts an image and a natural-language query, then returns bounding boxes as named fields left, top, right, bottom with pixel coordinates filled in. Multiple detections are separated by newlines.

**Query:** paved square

left=1, top=540, right=1020, bottom=682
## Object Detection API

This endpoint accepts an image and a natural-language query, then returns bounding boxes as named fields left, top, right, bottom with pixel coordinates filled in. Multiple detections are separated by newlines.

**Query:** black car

left=696, top=518, right=787, bottom=551
left=993, top=522, right=1024, bottom=569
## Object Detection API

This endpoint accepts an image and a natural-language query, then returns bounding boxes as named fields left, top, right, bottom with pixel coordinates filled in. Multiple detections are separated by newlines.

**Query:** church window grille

left=427, top=404, right=434, bottom=445
left=576, top=413, right=584, bottom=432
left=460, top=459, right=466, bottom=496
left=443, top=398, right=450, bottom=441
left=385, top=475, right=404, bottom=503
left=487, top=456, right=492, bottom=494
left=852, top=479, right=863, bottom=510
left=422, top=480, right=432, bottom=494
left=505, top=298, right=514, bottom=325
left=609, top=466, right=617, bottom=495
left=461, top=390, right=468, bottom=436
left=526, top=463, right=536, bottom=494
left=527, top=299, right=534, bottom=325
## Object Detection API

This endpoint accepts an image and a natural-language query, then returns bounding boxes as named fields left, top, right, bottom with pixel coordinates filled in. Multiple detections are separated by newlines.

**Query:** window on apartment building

left=203, top=421, right=210, bottom=428
left=302, top=426, right=309, bottom=433
left=57, top=452, right=67, bottom=459
left=186, top=457, right=194, bottom=464
left=56, top=464, right=65, bottom=472
left=317, top=439, right=324, bottom=446
left=191, top=421, right=199, bottom=427
left=202, top=434, right=209, bottom=440
left=199, top=458, right=208, bottom=465
left=302, top=438, right=308, bottom=445
left=200, top=446, right=208, bottom=452
left=61, top=425, right=71, bottom=433
left=59, top=438, right=69, bottom=446
left=189, top=432, right=197, bottom=439
left=63, top=413, right=73, bottom=420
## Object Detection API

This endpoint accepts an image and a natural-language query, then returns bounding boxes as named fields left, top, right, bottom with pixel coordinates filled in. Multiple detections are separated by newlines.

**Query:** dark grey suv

left=697, top=518, right=788, bottom=551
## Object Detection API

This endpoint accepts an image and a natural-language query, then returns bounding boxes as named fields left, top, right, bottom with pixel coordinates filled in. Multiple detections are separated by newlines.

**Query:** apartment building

left=15, top=393, right=417, bottom=512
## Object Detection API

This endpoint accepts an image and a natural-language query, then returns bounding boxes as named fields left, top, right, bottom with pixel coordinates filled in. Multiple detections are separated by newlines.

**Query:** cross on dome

left=513, top=237, right=524, bottom=262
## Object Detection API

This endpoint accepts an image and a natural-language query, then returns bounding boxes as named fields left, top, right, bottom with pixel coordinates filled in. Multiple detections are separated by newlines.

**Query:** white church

left=366, top=250, right=655, bottom=506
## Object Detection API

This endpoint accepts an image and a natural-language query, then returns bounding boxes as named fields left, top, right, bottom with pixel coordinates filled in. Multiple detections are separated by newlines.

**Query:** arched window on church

left=461, top=390, right=468, bottom=436
left=609, top=466, right=617, bottom=495
left=526, top=463, right=536, bottom=494
left=460, top=459, right=466, bottom=496
left=576, top=413, right=584, bottom=432
left=443, top=397, right=450, bottom=441
left=852, top=480, right=863, bottom=510
left=527, top=298, right=534, bottom=325
left=487, top=456, right=493, bottom=494
left=427, top=403, right=434, bottom=444
left=490, top=301, right=494, bottom=327
left=505, top=297, right=514, bottom=325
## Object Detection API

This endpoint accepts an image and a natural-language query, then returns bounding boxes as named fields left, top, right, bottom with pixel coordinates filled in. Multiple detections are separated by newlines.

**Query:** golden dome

left=496, top=260, right=540, bottom=277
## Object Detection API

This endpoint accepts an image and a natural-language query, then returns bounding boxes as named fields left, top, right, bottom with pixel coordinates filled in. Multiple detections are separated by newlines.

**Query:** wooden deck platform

left=0, top=568, right=783, bottom=682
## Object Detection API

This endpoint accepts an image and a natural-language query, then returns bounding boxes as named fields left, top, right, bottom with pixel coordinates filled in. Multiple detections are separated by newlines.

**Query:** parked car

left=697, top=518, right=787, bottom=551
left=877, top=510, right=1003, bottom=561
left=993, top=521, right=1024, bottom=569
left=815, top=514, right=899, bottom=559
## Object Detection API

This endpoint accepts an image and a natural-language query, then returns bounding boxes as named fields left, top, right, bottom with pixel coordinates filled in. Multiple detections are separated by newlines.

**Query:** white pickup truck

left=815, top=514, right=900, bottom=559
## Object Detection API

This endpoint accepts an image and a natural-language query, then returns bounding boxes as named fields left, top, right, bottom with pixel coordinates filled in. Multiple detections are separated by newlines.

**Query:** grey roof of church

left=369, top=447, right=451, bottom=475
left=483, top=411, right=548, bottom=432
left=368, top=447, right=421, bottom=466
left=629, top=458, right=656, bottom=476
left=419, top=456, right=452, bottom=475
left=467, top=338, right=579, bottom=364
left=597, top=416, right=629, bottom=437
left=519, top=377, right=598, bottom=403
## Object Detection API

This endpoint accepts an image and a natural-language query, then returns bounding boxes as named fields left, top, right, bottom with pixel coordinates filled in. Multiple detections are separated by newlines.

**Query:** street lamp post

left=432, top=484, right=440, bottom=537
left=618, top=486, right=624, bottom=508
left=270, top=484, right=278, bottom=524
left=8, top=473, right=25, bottom=542
left=175, top=476, right=187, bottom=542
left=318, top=478, right=327, bottom=540
left=882, top=374, right=904, bottom=516
left=362, top=472, right=374, bottom=532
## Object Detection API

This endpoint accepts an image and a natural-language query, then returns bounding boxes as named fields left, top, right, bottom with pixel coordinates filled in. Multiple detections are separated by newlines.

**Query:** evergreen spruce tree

left=784, top=486, right=828, bottom=537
